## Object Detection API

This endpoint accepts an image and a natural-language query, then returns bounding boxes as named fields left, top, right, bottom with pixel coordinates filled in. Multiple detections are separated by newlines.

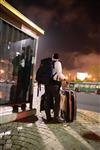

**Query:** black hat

left=53, top=53, right=59, bottom=59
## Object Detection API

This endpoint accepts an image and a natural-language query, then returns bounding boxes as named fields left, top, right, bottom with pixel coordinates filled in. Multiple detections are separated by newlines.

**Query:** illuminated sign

left=77, top=72, right=88, bottom=81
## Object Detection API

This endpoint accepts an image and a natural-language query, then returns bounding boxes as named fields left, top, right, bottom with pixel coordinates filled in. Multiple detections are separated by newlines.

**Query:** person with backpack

left=44, top=53, right=66, bottom=123
left=36, top=53, right=66, bottom=123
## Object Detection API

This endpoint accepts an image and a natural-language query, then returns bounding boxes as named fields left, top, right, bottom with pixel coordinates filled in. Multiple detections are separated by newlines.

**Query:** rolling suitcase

left=60, top=90, right=77, bottom=122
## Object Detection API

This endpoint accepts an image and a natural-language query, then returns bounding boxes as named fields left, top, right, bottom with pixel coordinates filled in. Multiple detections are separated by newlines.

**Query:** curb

left=77, top=109, right=100, bottom=123
left=0, top=109, right=36, bottom=124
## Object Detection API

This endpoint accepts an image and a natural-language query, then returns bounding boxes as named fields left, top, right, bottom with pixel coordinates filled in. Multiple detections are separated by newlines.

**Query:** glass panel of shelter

left=0, top=19, right=35, bottom=108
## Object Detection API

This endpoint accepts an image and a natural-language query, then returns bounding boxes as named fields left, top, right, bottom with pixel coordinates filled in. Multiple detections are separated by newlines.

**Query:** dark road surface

left=77, top=92, right=100, bottom=112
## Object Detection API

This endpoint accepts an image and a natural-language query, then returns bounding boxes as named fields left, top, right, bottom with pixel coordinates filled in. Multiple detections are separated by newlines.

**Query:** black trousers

left=45, top=82, right=61, bottom=120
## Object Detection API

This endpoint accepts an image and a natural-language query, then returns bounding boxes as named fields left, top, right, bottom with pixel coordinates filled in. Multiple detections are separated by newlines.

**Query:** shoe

left=12, top=106, right=18, bottom=113
left=42, top=117, right=53, bottom=124
left=21, top=104, right=26, bottom=111
left=53, top=118, right=64, bottom=123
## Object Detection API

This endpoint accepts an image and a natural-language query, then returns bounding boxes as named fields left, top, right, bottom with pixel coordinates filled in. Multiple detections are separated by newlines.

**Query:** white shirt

left=53, top=59, right=65, bottom=81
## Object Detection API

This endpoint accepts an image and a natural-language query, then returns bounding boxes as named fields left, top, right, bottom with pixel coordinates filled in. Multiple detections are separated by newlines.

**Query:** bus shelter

left=0, top=0, right=44, bottom=113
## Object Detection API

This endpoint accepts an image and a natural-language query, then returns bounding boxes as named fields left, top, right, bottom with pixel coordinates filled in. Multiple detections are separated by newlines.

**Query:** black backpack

left=36, top=58, right=55, bottom=85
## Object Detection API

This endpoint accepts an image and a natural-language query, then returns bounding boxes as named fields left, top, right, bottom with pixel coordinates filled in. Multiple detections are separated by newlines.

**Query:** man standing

left=44, top=53, right=65, bottom=123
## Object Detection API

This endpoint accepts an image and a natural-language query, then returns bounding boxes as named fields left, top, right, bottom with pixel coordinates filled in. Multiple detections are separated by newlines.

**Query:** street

left=77, top=92, right=100, bottom=112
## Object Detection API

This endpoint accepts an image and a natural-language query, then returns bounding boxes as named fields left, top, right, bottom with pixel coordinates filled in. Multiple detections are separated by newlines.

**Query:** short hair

left=53, top=53, right=59, bottom=59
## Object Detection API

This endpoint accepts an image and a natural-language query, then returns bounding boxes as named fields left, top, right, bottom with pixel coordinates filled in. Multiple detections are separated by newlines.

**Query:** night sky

left=6, top=0, right=100, bottom=74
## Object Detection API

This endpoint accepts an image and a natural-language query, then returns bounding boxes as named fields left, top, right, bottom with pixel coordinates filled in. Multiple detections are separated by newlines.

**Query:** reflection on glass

left=0, top=20, right=35, bottom=110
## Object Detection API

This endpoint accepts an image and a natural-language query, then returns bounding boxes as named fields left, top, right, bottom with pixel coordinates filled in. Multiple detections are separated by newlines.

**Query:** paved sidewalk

left=0, top=86, right=100, bottom=150
left=0, top=108, right=100, bottom=150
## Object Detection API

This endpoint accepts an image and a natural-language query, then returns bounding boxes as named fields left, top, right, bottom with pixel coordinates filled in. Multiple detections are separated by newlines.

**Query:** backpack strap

left=37, top=83, right=41, bottom=97
left=52, top=72, right=57, bottom=78
left=52, top=60, right=57, bottom=79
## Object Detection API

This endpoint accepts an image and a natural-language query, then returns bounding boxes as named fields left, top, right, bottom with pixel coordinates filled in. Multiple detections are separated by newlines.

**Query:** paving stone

left=0, top=108, right=100, bottom=150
